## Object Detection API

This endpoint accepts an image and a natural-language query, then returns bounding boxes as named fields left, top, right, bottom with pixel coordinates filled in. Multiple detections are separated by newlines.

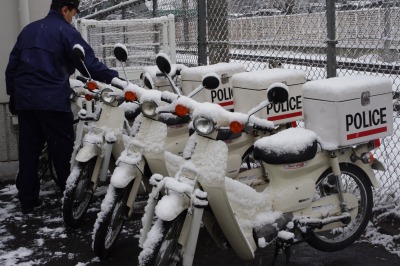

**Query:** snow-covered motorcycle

left=91, top=48, right=210, bottom=259
left=62, top=46, right=135, bottom=228
left=138, top=78, right=389, bottom=266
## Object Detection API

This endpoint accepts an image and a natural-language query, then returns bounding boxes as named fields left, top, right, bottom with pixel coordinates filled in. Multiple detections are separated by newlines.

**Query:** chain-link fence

left=79, top=0, right=400, bottom=215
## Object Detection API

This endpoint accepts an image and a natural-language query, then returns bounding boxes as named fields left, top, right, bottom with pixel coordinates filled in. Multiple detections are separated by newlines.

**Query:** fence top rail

left=79, top=15, right=173, bottom=27
left=80, top=0, right=143, bottom=19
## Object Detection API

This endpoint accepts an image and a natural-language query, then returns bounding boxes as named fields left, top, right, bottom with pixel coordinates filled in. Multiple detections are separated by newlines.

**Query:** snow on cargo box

left=142, top=64, right=187, bottom=92
left=232, top=69, right=306, bottom=125
left=181, top=63, right=245, bottom=111
left=303, top=75, right=393, bottom=150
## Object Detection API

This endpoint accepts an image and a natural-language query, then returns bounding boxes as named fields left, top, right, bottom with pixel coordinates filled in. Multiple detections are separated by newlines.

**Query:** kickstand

left=271, top=242, right=292, bottom=266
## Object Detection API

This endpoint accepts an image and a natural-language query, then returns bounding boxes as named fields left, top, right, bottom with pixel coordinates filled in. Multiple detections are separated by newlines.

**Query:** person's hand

left=8, top=95, right=16, bottom=115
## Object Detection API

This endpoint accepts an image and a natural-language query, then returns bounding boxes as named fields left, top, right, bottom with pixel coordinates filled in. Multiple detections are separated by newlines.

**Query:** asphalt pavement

left=0, top=178, right=399, bottom=266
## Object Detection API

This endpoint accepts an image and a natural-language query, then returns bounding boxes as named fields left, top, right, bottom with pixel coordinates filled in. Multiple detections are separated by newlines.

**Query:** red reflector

left=230, top=121, right=244, bottom=134
left=125, top=91, right=137, bottom=102
left=85, top=94, right=94, bottom=101
left=291, top=121, right=298, bottom=128
left=373, top=139, right=381, bottom=149
left=175, top=104, right=189, bottom=117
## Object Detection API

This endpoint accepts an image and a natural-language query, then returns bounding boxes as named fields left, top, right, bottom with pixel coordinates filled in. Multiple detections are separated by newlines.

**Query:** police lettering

left=211, top=87, right=233, bottom=102
left=266, top=95, right=302, bottom=114
left=345, top=107, right=387, bottom=131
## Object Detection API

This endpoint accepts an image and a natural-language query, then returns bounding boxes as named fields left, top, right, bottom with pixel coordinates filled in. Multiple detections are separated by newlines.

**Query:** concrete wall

left=0, top=0, right=51, bottom=167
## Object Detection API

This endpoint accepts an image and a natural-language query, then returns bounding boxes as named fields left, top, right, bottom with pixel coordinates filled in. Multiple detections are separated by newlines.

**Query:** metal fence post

left=207, top=0, right=229, bottom=64
left=326, top=0, right=337, bottom=78
left=198, top=0, right=207, bottom=65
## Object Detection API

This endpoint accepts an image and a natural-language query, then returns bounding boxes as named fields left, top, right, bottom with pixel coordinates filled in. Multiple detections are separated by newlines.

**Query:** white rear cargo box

left=142, top=64, right=187, bottom=92
left=303, top=76, right=393, bottom=150
left=232, top=69, right=306, bottom=125
left=181, top=63, right=245, bottom=110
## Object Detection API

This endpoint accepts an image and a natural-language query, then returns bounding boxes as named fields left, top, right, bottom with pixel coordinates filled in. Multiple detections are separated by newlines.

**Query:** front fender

left=155, top=192, right=190, bottom=222
left=110, top=163, right=136, bottom=188
left=75, top=142, right=101, bottom=162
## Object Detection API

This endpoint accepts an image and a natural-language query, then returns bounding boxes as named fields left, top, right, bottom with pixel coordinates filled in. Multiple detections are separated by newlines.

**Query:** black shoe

left=34, top=198, right=43, bottom=208
left=21, top=198, right=43, bottom=214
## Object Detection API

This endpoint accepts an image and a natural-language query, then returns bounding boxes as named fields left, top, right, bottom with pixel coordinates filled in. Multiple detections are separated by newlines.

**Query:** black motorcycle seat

left=253, top=128, right=318, bottom=164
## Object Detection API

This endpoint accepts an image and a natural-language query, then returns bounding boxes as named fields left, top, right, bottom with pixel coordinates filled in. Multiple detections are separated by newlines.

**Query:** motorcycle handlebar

left=76, top=76, right=89, bottom=83
left=252, top=123, right=274, bottom=132
left=161, top=95, right=173, bottom=104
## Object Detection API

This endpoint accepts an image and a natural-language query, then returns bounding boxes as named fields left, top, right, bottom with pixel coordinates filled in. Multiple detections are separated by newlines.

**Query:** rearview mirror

left=114, top=44, right=128, bottom=62
left=202, top=75, right=220, bottom=90
left=143, top=73, right=154, bottom=90
left=267, top=83, right=289, bottom=104
left=72, top=45, right=85, bottom=60
left=156, top=54, right=171, bottom=74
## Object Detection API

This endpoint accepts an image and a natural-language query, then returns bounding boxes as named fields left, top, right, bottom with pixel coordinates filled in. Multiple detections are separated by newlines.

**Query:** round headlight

left=193, top=116, right=215, bottom=135
left=101, top=88, right=116, bottom=104
left=141, top=101, right=158, bottom=117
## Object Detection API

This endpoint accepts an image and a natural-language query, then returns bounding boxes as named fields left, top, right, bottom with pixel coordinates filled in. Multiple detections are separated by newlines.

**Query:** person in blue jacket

left=5, top=0, right=120, bottom=214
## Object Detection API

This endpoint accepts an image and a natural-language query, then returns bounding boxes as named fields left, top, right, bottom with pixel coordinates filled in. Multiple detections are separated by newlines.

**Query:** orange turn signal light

left=175, top=104, right=189, bottom=117
left=85, top=94, right=94, bottom=101
left=125, top=91, right=137, bottom=102
left=86, top=81, right=97, bottom=91
left=230, top=121, right=244, bottom=134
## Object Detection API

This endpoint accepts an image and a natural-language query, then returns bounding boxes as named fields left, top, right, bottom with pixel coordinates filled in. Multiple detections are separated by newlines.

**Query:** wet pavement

left=0, top=178, right=399, bottom=266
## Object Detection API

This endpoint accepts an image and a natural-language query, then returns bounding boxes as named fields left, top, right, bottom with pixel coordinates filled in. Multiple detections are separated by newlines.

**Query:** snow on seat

left=253, top=127, right=318, bottom=164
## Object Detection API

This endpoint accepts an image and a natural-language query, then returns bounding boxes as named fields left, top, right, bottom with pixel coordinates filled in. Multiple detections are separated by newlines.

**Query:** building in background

left=0, top=0, right=51, bottom=180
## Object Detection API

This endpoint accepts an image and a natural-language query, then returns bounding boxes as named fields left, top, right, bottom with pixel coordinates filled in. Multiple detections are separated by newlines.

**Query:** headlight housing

left=101, top=88, right=117, bottom=104
left=141, top=101, right=158, bottom=117
left=193, top=116, right=215, bottom=135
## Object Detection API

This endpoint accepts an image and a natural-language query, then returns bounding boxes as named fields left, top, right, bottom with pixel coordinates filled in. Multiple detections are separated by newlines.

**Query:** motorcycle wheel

left=63, top=158, right=96, bottom=228
left=144, top=211, right=187, bottom=266
left=306, top=164, right=373, bottom=252
left=93, top=184, right=131, bottom=259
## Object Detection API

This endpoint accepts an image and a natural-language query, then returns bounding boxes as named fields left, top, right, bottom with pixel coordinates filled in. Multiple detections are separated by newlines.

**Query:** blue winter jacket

left=5, top=10, right=118, bottom=112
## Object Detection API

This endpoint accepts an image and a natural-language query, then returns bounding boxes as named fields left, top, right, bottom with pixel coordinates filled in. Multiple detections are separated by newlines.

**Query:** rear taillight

left=372, top=139, right=381, bottom=149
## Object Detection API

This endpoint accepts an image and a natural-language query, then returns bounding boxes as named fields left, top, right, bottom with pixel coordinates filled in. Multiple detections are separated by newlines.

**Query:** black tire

left=63, top=158, right=96, bottom=228
left=93, top=185, right=130, bottom=259
left=141, top=211, right=186, bottom=266
left=306, top=163, right=373, bottom=252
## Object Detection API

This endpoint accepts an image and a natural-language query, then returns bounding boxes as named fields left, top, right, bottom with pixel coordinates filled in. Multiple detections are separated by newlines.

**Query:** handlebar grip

left=253, top=123, right=273, bottom=132
left=161, top=95, right=173, bottom=103
left=76, top=76, right=89, bottom=83
left=112, top=83, right=125, bottom=90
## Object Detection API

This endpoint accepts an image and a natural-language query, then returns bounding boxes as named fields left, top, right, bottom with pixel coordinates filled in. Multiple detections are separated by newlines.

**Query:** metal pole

left=198, top=0, right=207, bottom=65
left=326, top=0, right=337, bottom=78
left=207, top=0, right=229, bottom=64
left=383, top=0, right=392, bottom=62
left=153, top=0, right=160, bottom=55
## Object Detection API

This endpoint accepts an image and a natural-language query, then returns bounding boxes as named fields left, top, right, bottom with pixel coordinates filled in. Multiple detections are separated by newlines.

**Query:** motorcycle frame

left=73, top=102, right=127, bottom=190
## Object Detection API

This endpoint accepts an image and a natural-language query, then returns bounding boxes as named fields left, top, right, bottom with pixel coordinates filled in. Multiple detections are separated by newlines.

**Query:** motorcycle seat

left=253, top=128, right=318, bottom=164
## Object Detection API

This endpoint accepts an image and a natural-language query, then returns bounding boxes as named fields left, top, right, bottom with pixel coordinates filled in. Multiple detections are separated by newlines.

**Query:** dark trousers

left=16, top=110, right=74, bottom=209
